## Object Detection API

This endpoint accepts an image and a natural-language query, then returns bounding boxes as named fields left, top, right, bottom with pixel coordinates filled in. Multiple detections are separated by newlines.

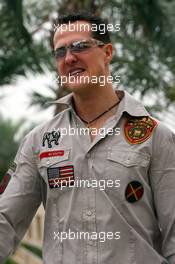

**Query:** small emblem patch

left=40, top=150, right=64, bottom=160
left=125, top=181, right=144, bottom=203
left=124, top=116, right=157, bottom=144
left=47, top=165, right=74, bottom=189
left=42, top=131, right=60, bottom=148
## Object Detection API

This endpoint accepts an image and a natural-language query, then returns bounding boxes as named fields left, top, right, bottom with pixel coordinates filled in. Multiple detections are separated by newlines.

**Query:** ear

left=104, top=43, right=113, bottom=64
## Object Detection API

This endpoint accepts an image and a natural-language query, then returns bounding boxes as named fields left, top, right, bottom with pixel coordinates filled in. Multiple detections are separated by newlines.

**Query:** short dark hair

left=51, top=12, right=111, bottom=49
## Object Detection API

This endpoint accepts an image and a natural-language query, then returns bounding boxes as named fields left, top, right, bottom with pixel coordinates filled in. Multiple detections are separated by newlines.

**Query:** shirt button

left=87, top=239, right=97, bottom=246
left=88, top=240, right=94, bottom=246
left=87, top=210, right=93, bottom=216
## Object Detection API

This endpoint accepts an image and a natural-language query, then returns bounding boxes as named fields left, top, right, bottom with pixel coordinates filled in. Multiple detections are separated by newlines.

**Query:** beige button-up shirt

left=0, top=90, right=175, bottom=264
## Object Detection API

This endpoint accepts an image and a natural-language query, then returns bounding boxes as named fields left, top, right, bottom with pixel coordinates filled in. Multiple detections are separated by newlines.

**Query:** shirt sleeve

left=149, top=123, right=175, bottom=263
left=0, top=131, right=42, bottom=263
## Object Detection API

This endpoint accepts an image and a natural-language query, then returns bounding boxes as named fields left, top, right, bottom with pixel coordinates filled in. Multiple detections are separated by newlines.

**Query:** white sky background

left=0, top=73, right=55, bottom=129
left=0, top=74, right=175, bottom=135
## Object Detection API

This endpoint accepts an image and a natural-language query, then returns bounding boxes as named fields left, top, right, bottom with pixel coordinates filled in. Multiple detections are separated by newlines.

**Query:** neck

left=72, top=85, right=119, bottom=122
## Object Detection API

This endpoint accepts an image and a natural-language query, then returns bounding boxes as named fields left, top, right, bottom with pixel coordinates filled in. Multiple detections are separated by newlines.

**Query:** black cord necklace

left=79, top=100, right=120, bottom=127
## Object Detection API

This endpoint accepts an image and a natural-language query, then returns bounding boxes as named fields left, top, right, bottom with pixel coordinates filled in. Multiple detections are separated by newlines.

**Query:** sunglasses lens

left=54, top=39, right=104, bottom=60
left=71, top=41, right=92, bottom=52
left=54, top=47, right=66, bottom=59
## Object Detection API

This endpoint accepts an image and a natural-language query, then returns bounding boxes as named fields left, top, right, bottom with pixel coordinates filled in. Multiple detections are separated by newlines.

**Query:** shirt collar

left=117, top=90, right=149, bottom=117
left=52, top=90, right=149, bottom=117
left=53, top=92, right=73, bottom=106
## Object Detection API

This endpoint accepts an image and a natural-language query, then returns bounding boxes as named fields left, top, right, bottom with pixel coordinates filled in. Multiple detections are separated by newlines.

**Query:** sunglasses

left=53, top=38, right=105, bottom=60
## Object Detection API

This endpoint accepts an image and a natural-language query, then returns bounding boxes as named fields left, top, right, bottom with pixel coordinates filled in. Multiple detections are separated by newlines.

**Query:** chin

left=65, top=83, right=92, bottom=94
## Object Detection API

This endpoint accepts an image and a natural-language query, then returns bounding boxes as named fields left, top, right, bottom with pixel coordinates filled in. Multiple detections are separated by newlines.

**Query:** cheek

left=56, top=62, right=64, bottom=75
left=95, top=59, right=106, bottom=74
left=87, top=55, right=104, bottom=70
left=95, top=53, right=105, bottom=68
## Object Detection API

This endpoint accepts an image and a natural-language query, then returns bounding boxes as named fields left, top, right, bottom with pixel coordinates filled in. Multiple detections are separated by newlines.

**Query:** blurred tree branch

left=0, top=0, right=174, bottom=113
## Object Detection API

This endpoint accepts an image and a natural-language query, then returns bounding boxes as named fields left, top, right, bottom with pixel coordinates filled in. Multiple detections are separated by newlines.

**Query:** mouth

left=68, top=68, right=86, bottom=76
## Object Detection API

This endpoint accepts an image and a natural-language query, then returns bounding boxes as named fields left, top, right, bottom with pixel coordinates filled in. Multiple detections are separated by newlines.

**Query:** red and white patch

left=0, top=173, right=11, bottom=194
left=40, top=150, right=64, bottom=160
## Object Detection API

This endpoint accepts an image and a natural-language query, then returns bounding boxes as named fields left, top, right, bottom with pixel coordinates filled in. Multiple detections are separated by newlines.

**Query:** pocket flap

left=107, top=149, right=150, bottom=167
left=39, top=149, right=70, bottom=167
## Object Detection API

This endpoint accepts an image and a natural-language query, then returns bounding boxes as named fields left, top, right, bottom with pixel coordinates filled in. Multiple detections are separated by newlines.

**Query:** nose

left=64, top=49, right=77, bottom=64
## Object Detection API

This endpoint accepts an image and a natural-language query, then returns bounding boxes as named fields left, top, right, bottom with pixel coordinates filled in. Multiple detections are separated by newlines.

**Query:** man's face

left=53, top=20, right=112, bottom=93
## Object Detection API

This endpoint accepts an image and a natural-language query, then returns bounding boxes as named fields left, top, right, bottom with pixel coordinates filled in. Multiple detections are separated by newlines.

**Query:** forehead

left=53, top=20, right=92, bottom=49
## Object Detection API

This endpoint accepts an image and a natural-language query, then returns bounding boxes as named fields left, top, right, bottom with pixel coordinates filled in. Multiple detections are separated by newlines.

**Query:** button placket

left=87, top=152, right=94, bottom=170
left=82, top=189, right=97, bottom=263
left=81, top=150, right=97, bottom=263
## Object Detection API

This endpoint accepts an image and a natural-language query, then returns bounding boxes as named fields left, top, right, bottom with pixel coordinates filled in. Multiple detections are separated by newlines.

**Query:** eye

left=54, top=47, right=66, bottom=58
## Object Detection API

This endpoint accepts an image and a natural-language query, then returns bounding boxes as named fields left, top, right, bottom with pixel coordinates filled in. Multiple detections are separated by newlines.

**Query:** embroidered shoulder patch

left=0, top=173, right=11, bottom=194
left=124, top=116, right=157, bottom=144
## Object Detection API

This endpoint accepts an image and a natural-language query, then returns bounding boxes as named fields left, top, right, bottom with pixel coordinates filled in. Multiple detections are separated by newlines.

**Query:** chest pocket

left=107, top=150, right=150, bottom=167
left=37, top=149, right=74, bottom=195
left=104, top=149, right=150, bottom=201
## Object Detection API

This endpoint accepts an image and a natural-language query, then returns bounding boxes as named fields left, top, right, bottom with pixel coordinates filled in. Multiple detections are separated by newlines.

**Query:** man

left=0, top=13, right=175, bottom=264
